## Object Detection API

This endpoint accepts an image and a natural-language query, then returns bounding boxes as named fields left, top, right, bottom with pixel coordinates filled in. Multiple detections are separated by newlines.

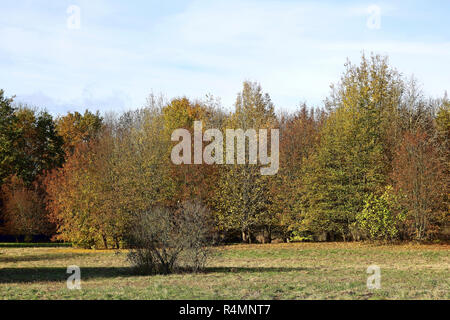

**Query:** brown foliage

left=1, top=175, right=53, bottom=238
left=391, top=129, right=448, bottom=240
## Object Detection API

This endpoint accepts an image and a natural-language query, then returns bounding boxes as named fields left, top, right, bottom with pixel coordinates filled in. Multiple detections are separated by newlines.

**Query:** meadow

left=0, top=242, right=448, bottom=300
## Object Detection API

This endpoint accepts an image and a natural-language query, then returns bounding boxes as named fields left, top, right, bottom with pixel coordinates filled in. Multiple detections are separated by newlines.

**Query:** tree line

left=0, top=54, right=448, bottom=247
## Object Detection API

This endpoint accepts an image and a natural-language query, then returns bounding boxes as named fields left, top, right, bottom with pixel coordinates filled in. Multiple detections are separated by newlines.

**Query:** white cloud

left=0, top=0, right=449, bottom=114
left=15, top=88, right=130, bottom=116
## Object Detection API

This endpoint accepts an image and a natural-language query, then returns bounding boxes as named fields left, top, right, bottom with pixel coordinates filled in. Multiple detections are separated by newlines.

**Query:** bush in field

left=355, top=187, right=406, bottom=241
left=126, top=201, right=211, bottom=274
left=175, top=201, right=212, bottom=272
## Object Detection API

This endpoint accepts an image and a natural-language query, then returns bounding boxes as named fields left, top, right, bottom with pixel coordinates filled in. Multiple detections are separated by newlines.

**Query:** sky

left=1, top=0, right=449, bottom=115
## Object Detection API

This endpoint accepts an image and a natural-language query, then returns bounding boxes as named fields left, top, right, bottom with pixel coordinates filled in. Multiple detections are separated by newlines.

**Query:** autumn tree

left=214, top=81, right=278, bottom=243
left=271, top=105, right=325, bottom=240
left=1, top=175, right=53, bottom=240
left=56, top=110, right=103, bottom=155
left=297, top=54, right=404, bottom=240
left=388, top=84, right=448, bottom=240
left=0, top=96, right=64, bottom=237
left=163, top=97, right=220, bottom=204
left=45, top=96, right=176, bottom=247
left=391, top=128, right=447, bottom=240
left=44, top=142, right=96, bottom=246
left=22, top=56, right=450, bottom=245
left=435, top=95, right=449, bottom=161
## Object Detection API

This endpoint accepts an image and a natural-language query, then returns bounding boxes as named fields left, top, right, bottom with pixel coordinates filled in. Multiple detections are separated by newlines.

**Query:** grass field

left=0, top=243, right=448, bottom=300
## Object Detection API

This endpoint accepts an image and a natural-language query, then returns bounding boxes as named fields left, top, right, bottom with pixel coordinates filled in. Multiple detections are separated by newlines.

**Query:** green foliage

left=15, top=106, right=64, bottom=184
left=297, top=54, right=404, bottom=240
left=289, top=231, right=313, bottom=242
left=213, top=81, right=277, bottom=242
left=215, top=165, right=271, bottom=241
left=355, top=187, right=406, bottom=241
left=0, top=90, right=21, bottom=184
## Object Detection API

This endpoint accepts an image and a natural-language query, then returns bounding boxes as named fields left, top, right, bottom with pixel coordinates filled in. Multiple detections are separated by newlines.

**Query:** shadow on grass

left=0, top=266, right=305, bottom=283
left=0, top=253, right=86, bottom=263
left=203, top=266, right=306, bottom=273
left=0, top=267, right=137, bottom=283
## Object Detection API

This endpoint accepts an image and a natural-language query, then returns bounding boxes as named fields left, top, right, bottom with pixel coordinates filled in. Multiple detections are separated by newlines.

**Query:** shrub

left=356, top=186, right=406, bottom=241
left=175, top=201, right=212, bottom=272
left=289, top=231, right=313, bottom=242
left=126, top=201, right=211, bottom=274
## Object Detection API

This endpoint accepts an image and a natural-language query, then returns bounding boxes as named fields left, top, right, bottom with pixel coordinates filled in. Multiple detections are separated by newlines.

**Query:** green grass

left=0, top=242, right=448, bottom=300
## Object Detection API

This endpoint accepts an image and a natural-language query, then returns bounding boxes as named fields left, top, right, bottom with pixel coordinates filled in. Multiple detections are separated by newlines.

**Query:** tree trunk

left=102, top=235, right=108, bottom=249
left=114, top=237, right=120, bottom=249
left=266, top=226, right=272, bottom=244
left=242, top=230, right=247, bottom=243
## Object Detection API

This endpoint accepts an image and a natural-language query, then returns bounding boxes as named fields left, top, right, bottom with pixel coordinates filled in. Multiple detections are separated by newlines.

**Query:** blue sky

left=1, top=0, right=449, bottom=115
